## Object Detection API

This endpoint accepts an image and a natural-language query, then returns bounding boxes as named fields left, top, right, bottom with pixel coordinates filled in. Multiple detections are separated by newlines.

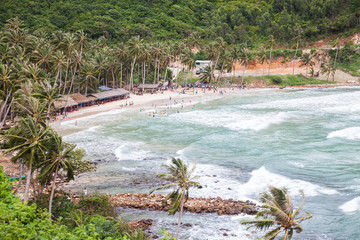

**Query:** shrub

left=268, top=75, right=283, bottom=84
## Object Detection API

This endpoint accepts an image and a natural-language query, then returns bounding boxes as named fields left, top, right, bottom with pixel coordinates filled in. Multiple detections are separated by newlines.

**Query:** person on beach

left=75, top=120, right=77, bottom=126
left=83, top=188, right=87, bottom=195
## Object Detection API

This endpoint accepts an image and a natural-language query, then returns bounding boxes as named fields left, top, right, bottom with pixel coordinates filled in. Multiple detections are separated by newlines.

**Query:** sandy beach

left=50, top=87, right=238, bottom=129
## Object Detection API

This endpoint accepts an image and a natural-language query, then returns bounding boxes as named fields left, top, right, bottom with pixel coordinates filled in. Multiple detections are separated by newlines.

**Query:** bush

left=76, top=192, right=116, bottom=218
left=268, top=75, right=283, bottom=84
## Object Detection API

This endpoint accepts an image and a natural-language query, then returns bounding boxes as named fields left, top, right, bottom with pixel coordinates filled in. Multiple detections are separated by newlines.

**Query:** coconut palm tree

left=150, top=158, right=202, bottom=240
left=32, top=80, right=62, bottom=121
left=267, top=35, right=274, bottom=74
left=257, top=45, right=267, bottom=83
left=38, top=133, right=75, bottom=218
left=299, top=53, right=315, bottom=78
left=241, top=186, right=312, bottom=240
left=229, top=45, right=239, bottom=82
left=332, top=38, right=340, bottom=81
left=239, top=46, right=252, bottom=86
left=321, top=60, right=334, bottom=82
left=4, top=117, right=52, bottom=204
left=127, top=36, right=143, bottom=90
left=80, top=62, right=97, bottom=96
left=292, top=26, right=302, bottom=76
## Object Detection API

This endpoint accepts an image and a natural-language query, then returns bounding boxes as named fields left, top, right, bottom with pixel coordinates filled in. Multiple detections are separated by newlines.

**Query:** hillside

left=0, top=0, right=359, bottom=43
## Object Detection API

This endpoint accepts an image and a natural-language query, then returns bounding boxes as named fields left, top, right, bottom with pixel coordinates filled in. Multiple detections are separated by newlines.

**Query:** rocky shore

left=108, top=193, right=258, bottom=215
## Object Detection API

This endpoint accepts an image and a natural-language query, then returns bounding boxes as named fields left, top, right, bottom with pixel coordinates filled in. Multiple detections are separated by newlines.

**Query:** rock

left=223, top=233, right=228, bottom=236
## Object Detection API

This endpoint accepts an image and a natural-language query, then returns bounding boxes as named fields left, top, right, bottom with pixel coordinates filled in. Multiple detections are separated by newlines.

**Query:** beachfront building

left=54, top=96, right=78, bottom=113
left=136, top=83, right=162, bottom=94
left=70, top=93, right=97, bottom=108
left=88, top=88, right=130, bottom=104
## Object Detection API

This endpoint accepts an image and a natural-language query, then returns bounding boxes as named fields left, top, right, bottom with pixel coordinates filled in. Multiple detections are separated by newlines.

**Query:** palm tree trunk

left=23, top=153, right=33, bottom=204
left=268, top=42, right=273, bottom=74
left=292, top=39, right=299, bottom=76
left=0, top=97, right=13, bottom=128
left=154, top=59, right=157, bottom=84
left=85, top=78, right=88, bottom=96
left=130, top=57, right=137, bottom=91
left=163, top=66, right=168, bottom=83
left=262, top=62, right=265, bottom=84
left=143, top=63, right=146, bottom=93
left=333, top=48, right=339, bottom=81
left=175, top=194, right=185, bottom=240
left=111, top=68, right=115, bottom=88
left=211, top=54, right=220, bottom=84
left=241, top=64, right=246, bottom=86
left=233, top=63, right=236, bottom=83
left=0, top=90, right=12, bottom=124
left=219, top=61, right=225, bottom=82
left=62, top=63, right=69, bottom=96
left=157, top=61, right=160, bottom=84
left=48, top=164, right=59, bottom=218
left=120, top=63, right=123, bottom=88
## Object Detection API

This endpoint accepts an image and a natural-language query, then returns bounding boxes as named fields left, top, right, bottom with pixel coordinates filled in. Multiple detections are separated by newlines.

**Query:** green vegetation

left=0, top=0, right=359, bottom=43
left=334, top=42, right=360, bottom=77
left=0, top=166, right=146, bottom=239
left=150, top=158, right=202, bottom=240
left=266, top=75, right=337, bottom=86
left=241, top=186, right=312, bottom=240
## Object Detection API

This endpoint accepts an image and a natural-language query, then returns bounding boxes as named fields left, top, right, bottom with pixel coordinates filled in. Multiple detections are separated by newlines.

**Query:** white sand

left=50, top=87, right=239, bottom=128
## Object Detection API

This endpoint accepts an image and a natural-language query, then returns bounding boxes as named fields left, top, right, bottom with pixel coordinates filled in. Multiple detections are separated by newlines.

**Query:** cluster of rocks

left=108, top=193, right=258, bottom=215
left=129, top=219, right=154, bottom=231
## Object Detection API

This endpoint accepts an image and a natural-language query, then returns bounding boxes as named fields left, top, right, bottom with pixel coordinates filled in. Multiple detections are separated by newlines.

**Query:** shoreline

left=51, top=83, right=360, bottom=130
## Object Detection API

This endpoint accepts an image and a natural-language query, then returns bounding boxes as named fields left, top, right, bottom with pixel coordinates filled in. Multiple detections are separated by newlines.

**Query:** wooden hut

left=136, top=83, right=161, bottom=94
left=89, top=88, right=130, bottom=104
left=54, top=96, right=78, bottom=113
left=70, top=93, right=96, bottom=108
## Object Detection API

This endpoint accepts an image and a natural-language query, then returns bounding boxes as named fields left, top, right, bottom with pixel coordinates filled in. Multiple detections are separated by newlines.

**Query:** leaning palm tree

left=150, top=158, right=202, bottom=240
left=241, top=186, right=312, bottom=240
left=127, top=36, right=143, bottom=90
left=299, top=53, right=315, bottom=78
left=4, top=117, right=51, bottom=204
left=39, top=133, right=75, bottom=218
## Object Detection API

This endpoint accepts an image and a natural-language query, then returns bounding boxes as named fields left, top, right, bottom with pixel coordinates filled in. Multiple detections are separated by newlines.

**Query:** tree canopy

left=0, top=0, right=358, bottom=43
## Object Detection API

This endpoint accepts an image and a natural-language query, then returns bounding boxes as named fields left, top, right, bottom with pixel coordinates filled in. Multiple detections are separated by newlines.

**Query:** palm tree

left=241, top=186, right=312, bottom=240
left=257, top=46, right=267, bottom=83
left=32, top=80, right=62, bottom=121
left=229, top=45, right=239, bottom=82
left=80, top=62, right=97, bottom=96
left=239, top=46, right=252, bottom=86
left=39, top=133, right=75, bottom=218
left=299, top=53, right=315, bottom=78
left=150, top=158, right=202, bottom=240
left=332, top=38, right=340, bottom=81
left=321, top=60, right=335, bottom=82
left=14, top=95, right=49, bottom=126
left=292, top=26, right=302, bottom=76
left=268, top=35, right=274, bottom=74
left=4, top=117, right=51, bottom=203
left=127, top=36, right=143, bottom=90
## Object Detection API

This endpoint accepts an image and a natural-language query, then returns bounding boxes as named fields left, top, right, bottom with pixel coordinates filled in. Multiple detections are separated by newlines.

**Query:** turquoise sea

left=60, top=87, right=360, bottom=240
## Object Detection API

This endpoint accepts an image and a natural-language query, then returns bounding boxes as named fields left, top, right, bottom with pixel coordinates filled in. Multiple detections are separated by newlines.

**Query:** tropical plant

left=299, top=53, right=315, bottom=78
left=239, top=46, right=252, bottom=86
left=257, top=45, right=267, bottom=83
left=241, top=186, right=312, bottom=240
left=3, top=117, right=52, bottom=203
left=38, top=133, right=75, bottom=218
left=150, top=158, right=202, bottom=240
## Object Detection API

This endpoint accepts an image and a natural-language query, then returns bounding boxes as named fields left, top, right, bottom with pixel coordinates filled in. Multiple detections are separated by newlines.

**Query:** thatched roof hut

left=89, top=88, right=129, bottom=100
left=54, top=96, right=78, bottom=109
left=137, top=83, right=161, bottom=90
left=70, top=93, right=96, bottom=104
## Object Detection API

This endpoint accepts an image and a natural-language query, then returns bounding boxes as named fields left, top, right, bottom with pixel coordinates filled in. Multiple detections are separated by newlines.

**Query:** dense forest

left=0, top=0, right=359, bottom=43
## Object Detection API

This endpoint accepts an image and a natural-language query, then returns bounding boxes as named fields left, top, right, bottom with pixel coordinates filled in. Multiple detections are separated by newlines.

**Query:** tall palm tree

left=80, top=62, right=97, bottom=96
left=229, top=45, right=239, bottom=82
left=268, top=35, right=274, bottom=74
left=127, top=36, right=143, bottom=90
left=257, top=46, right=267, bottom=83
left=332, top=38, right=340, bottom=81
left=241, top=186, right=312, bottom=240
left=32, top=80, right=62, bottom=121
left=299, top=53, right=315, bottom=78
left=39, top=133, right=75, bottom=218
left=239, top=46, right=252, bottom=86
left=292, top=26, right=302, bottom=76
left=4, top=117, right=51, bottom=203
left=150, top=158, right=202, bottom=240
left=321, top=60, right=334, bottom=82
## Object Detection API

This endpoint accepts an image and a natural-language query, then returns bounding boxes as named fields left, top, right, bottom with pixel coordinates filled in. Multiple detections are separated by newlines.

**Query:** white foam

left=171, top=110, right=292, bottom=131
left=237, top=166, right=338, bottom=199
left=115, top=142, right=153, bottom=161
left=225, top=112, right=290, bottom=131
left=327, top=127, right=360, bottom=140
left=289, top=161, right=305, bottom=168
left=339, top=197, right=360, bottom=213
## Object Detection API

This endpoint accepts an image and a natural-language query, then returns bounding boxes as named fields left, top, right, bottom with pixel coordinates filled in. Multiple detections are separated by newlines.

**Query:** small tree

left=150, top=158, right=202, bottom=240
left=241, top=186, right=312, bottom=240
left=299, top=53, right=315, bottom=78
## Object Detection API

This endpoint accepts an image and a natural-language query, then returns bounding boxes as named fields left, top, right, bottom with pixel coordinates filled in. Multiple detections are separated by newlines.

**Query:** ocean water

left=61, top=87, right=360, bottom=239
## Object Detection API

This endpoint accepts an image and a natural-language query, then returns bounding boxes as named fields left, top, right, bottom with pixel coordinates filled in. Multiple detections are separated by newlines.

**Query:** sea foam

left=327, top=127, right=360, bottom=140
left=339, top=197, right=360, bottom=213
left=237, top=166, right=338, bottom=199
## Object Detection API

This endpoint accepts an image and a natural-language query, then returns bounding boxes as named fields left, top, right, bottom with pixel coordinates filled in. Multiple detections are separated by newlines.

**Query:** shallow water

left=62, top=87, right=360, bottom=239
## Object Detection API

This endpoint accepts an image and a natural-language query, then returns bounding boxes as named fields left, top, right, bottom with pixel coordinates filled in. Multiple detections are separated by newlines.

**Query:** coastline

left=51, top=83, right=360, bottom=131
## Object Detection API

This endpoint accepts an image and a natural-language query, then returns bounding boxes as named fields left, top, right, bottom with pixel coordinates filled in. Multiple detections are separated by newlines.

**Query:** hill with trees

left=0, top=0, right=359, bottom=43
